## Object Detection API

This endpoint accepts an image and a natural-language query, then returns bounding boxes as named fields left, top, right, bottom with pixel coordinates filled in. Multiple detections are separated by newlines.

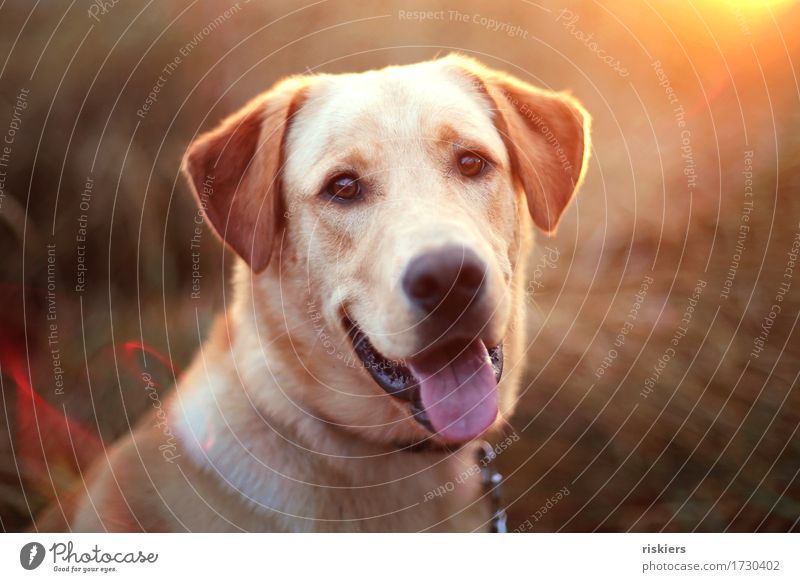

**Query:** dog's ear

left=449, top=56, right=590, bottom=232
left=182, top=78, right=306, bottom=272
left=495, top=81, right=589, bottom=232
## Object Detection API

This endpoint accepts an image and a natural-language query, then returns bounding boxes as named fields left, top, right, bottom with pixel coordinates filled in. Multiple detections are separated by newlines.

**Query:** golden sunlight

left=714, top=0, right=795, bottom=9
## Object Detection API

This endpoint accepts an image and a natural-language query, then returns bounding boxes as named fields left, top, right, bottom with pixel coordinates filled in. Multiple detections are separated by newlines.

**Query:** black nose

left=402, top=245, right=487, bottom=319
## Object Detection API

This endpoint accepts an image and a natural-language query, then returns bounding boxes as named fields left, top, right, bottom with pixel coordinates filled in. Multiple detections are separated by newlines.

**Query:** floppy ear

left=451, top=57, right=590, bottom=232
left=182, top=78, right=306, bottom=272
left=491, top=78, right=590, bottom=232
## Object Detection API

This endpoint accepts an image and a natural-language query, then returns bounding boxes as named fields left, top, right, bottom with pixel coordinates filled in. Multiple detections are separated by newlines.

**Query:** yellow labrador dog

left=37, top=54, right=589, bottom=532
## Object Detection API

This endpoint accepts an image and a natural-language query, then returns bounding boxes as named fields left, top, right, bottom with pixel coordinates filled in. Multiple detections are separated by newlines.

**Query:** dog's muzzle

left=344, top=244, right=506, bottom=443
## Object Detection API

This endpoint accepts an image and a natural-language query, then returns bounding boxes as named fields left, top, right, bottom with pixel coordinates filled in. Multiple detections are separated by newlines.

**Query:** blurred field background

left=0, top=0, right=799, bottom=532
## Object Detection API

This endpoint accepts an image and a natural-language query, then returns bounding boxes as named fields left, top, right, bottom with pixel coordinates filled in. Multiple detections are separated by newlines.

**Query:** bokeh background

left=1, top=0, right=799, bottom=532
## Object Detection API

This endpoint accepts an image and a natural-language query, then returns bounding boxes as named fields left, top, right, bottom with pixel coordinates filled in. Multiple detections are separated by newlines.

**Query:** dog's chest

left=255, top=460, right=489, bottom=532
left=181, top=434, right=490, bottom=532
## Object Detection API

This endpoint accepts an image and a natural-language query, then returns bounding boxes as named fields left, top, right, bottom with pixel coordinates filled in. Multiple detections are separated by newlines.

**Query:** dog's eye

left=325, top=174, right=361, bottom=201
left=457, top=152, right=485, bottom=177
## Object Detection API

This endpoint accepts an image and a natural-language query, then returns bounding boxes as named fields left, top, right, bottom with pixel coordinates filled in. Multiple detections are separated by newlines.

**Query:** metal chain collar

left=477, top=440, right=507, bottom=533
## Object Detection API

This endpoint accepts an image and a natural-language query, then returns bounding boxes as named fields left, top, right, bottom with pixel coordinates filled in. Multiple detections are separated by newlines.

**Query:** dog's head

left=183, top=55, right=590, bottom=446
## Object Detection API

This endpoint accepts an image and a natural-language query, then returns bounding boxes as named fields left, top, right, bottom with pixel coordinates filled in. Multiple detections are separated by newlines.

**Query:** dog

left=35, top=54, right=590, bottom=532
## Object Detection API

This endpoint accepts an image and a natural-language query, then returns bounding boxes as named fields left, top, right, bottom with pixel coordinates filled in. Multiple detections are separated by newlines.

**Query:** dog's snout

left=402, top=245, right=487, bottom=318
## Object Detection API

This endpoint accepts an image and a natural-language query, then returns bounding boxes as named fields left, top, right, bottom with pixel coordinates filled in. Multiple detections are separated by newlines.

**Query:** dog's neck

left=169, top=265, right=488, bottom=531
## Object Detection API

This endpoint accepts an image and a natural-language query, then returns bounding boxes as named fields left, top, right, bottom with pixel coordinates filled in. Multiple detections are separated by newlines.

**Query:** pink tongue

left=408, top=340, right=498, bottom=443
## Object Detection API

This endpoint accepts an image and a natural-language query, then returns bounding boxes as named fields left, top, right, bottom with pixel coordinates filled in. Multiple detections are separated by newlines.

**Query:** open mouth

left=345, top=317, right=503, bottom=443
